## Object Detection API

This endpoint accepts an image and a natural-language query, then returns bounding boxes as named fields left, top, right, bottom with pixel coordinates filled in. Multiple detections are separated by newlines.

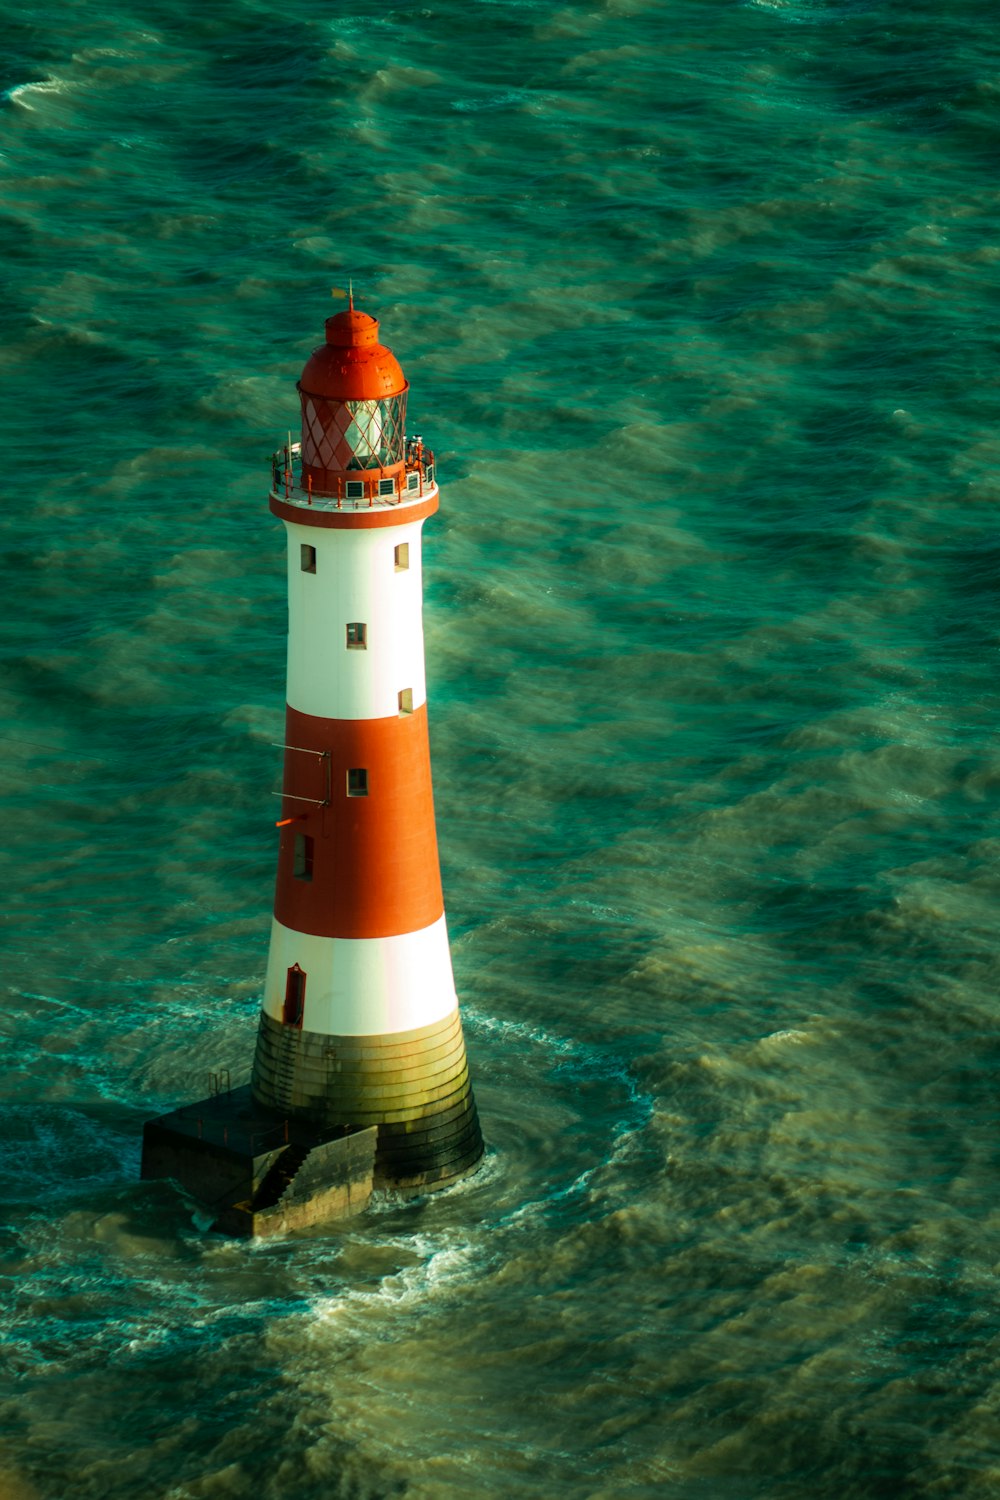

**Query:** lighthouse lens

left=343, top=394, right=406, bottom=469
left=345, top=400, right=382, bottom=464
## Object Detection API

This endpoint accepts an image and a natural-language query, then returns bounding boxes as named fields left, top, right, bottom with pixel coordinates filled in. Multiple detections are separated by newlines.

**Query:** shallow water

left=1, top=1, right=999, bottom=1496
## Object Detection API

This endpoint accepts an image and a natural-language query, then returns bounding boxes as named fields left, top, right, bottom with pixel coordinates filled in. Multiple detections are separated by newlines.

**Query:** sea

left=1, top=1, right=998, bottom=1496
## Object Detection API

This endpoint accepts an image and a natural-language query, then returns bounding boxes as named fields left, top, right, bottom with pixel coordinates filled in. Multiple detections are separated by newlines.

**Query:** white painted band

left=284, top=518, right=428, bottom=722
left=262, top=911, right=458, bottom=1036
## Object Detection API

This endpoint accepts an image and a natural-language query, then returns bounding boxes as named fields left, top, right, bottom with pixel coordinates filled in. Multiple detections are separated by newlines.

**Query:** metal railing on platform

left=268, top=440, right=435, bottom=512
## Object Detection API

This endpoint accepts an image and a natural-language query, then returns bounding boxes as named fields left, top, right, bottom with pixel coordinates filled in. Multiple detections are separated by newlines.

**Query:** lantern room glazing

left=301, top=390, right=408, bottom=474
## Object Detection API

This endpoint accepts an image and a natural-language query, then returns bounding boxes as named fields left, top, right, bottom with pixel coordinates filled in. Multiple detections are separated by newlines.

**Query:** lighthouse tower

left=248, top=300, right=484, bottom=1194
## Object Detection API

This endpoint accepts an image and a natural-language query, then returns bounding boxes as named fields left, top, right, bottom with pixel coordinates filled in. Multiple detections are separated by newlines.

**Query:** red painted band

left=269, top=492, right=439, bottom=530
left=274, top=703, right=444, bottom=940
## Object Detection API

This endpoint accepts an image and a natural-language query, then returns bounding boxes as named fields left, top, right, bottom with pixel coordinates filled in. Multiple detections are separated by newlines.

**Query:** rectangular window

left=293, top=834, right=314, bottom=881
left=347, top=768, right=368, bottom=797
left=346, top=622, right=367, bottom=649
left=394, top=542, right=409, bottom=571
left=300, top=544, right=316, bottom=573
left=398, top=688, right=413, bottom=715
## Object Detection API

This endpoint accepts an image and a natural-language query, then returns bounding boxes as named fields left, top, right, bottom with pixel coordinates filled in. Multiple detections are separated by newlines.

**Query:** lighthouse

left=251, top=298, right=484, bottom=1191
left=141, top=300, right=483, bottom=1233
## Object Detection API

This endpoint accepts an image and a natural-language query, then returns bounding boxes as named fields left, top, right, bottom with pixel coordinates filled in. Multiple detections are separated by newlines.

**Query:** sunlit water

left=1, top=2, right=998, bottom=1496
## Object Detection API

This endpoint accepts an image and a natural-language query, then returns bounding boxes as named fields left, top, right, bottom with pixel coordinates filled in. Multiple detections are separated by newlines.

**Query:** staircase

left=252, top=1142, right=312, bottom=1213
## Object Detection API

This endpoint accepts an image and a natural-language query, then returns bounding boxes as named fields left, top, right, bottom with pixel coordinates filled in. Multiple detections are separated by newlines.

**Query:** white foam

left=758, top=1027, right=812, bottom=1048
left=3, top=78, right=70, bottom=109
left=309, top=1228, right=485, bottom=1328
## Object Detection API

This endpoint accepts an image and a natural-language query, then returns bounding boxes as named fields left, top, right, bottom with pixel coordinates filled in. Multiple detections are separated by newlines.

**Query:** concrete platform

left=140, top=1085, right=377, bottom=1236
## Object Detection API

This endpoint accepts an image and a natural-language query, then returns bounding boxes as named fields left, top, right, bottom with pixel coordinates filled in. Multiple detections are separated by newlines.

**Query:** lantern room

left=298, top=306, right=409, bottom=496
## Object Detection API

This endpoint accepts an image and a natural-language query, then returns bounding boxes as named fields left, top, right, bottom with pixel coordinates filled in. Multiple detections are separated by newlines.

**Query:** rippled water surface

left=1, top=2, right=999, bottom=1496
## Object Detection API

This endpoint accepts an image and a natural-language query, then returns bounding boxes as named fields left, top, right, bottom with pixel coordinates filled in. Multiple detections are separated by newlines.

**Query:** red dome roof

left=299, top=308, right=407, bottom=402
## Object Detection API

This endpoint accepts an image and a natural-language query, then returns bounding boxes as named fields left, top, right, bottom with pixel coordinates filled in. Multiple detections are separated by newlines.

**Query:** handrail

left=269, top=439, right=434, bottom=513
left=188, top=1115, right=291, bottom=1154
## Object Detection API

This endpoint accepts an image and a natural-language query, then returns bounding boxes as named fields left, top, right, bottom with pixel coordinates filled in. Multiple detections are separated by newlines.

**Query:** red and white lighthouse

left=249, top=299, right=484, bottom=1193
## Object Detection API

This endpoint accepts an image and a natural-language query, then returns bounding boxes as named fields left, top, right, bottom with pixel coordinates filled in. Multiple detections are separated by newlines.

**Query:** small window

left=346, top=622, right=367, bottom=650
left=300, top=544, right=316, bottom=573
left=294, top=834, right=314, bottom=881
left=378, top=477, right=396, bottom=497
left=398, top=688, right=413, bottom=715
left=394, top=542, right=409, bottom=571
left=283, top=964, right=306, bottom=1028
left=347, top=768, right=368, bottom=797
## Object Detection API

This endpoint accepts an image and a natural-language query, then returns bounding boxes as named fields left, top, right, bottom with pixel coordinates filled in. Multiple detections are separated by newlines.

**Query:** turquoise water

left=2, top=2, right=999, bottom=1495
